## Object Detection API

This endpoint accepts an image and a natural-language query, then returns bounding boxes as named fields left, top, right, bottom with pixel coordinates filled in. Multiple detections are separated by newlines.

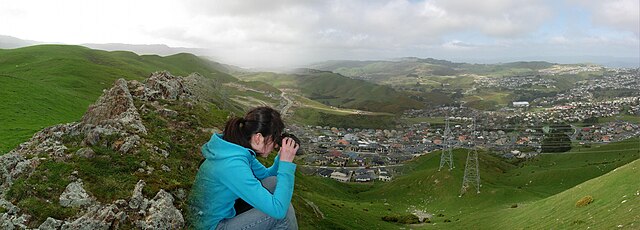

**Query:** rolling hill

left=293, top=138, right=640, bottom=229
left=237, top=70, right=424, bottom=113
left=0, top=45, right=241, bottom=153
left=483, top=158, right=640, bottom=229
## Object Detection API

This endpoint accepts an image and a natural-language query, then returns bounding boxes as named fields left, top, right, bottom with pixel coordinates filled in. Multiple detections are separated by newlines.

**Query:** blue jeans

left=216, top=177, right=298, bottom=230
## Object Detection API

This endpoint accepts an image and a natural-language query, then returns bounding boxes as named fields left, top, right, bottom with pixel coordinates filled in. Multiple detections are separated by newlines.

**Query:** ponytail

left=223, top=117, right=251, bottom=148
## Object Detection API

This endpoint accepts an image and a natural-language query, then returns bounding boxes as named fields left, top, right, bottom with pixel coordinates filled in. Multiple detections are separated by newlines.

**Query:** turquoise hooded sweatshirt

left=189, top=133, right=296, bottom=230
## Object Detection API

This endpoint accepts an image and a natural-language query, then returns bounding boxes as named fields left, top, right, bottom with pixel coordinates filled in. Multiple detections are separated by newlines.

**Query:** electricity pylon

left=460, top=118, right=480, bottom=196
left=439, top=117, right=454, bottom=171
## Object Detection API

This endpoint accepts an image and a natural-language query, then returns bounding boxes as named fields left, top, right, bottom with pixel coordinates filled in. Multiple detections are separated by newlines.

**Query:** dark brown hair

left=222, top=107, right=285, bottom=150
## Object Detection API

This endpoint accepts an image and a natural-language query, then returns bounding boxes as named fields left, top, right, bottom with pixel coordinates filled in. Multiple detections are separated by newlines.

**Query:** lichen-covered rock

left=60, top=204, right=118, bottom=230
left=38, top=217, right=63, bottom=230
left=118, top=135, right=140, bottom=154
left=158, top=108, right=178, bottom=118
left=0, top=213, right=29, bottom=230
left=161, top=165, right=171, bottom=172
left=59, top=181, right=94, bottom=208
left=0, top=153, right=39, bottom=195
left=75, top=147, right=95, bottom=159
left=141, top=71, right=192, bottom=101
left=129, top=180, right=146, bottom=210
left=0, top=198, right=19, bottom=214
left=81, top=78, right=147, bottom=135
left=10, top=123, right=80, bottom=158
left=142, top=189, right=184, bottom=229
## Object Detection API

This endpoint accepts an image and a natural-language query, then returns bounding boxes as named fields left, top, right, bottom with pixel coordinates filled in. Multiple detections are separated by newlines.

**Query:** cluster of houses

left=538, top=64, right=603, bottom=75
left=535, top=68, right=638, bottom=106
left=302, top=167, right=393, bottom=183
left=475, top=75, right=557, bottom=90
left=290, top=68, right=639, bottom=183
left=576, top=122, right=640, bottom=143
left=509, top=97, right=640, bottom=124
left=534, top=87, right=593, bottom=106
left=578, top=69, right=639, bottom=91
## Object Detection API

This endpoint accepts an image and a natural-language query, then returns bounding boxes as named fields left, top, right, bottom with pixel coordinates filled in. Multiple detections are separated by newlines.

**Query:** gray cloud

left=573, top=0, right=639, bottom=35
left=170, top=0, right=563, bottom=67
left=1, top=0, right=637, bottom=68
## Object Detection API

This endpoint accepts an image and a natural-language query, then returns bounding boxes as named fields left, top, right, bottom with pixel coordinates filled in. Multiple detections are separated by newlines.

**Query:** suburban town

left=292, top=67, right=640, bottom=183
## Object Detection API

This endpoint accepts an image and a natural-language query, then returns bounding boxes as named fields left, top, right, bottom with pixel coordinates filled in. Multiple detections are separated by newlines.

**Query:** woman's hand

left=279, top=137, right=299, bottom=162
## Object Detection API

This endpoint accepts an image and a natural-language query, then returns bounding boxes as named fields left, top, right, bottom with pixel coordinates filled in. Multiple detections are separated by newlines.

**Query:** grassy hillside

left=312, top=59, right=555, bottom=81
left=0, top=45, right=236, bottom=153
left=296, top=72, right=423, bottom=113
left=483, top=158, right=640, bottom=229
left=291, top=108, right=397, bottom=129
left=237, top=71, right=424, bottom=113
left=293, top=137, right=640, bottom=229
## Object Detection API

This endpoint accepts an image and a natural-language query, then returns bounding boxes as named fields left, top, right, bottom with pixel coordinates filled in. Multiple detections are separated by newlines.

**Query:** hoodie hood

left=201, top=133, right=256, bottom=160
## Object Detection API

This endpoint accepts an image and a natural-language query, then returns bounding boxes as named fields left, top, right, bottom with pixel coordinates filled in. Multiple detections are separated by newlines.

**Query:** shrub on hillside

left=381, top=215, right=399, bottom=222
left=398, top=214, right=420, bottom=224
left=576, top=195, right=594, bottom=207
left=381, top=214, right=421, bottom=224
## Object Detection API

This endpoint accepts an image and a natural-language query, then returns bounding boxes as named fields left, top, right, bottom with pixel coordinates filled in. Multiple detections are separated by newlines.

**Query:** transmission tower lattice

left=439, top=117, right=454, bottom=171
left=460, top=118, right=480, bottom=196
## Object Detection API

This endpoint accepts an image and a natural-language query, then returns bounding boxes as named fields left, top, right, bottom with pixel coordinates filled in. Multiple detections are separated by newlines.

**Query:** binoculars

left=276, top=133, right=302, bottom=154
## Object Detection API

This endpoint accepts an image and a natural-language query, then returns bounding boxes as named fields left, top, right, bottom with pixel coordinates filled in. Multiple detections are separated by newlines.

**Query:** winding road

left=280, top=91, right=293, bottom=116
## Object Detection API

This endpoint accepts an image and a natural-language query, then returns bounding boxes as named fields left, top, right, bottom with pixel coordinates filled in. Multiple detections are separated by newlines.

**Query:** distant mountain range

left=2, top=34, right=637, bottom=68
left=0, top=35, right=210, bottom=57
left=0, top=35, right=42, bottom=48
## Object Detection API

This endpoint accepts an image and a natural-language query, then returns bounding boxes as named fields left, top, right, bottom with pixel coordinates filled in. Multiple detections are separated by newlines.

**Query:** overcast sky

left=1, top=0, right=638, bottom=68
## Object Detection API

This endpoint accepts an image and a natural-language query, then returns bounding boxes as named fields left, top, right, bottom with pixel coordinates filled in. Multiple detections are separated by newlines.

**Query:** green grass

left=599, top=115, right=640, bottom=123
left=484, top=158, right=640, bottom=229
left=291, top=107, right=398, bottom=129
left=403, top=116, right=446, bottom=125
left=0, top=45, right=237, bottom=153
left=6, top=98, right=229, bottom=227
left=236, top=71, right=425, bottom=113
left=292, top=137, right=640, bottom=229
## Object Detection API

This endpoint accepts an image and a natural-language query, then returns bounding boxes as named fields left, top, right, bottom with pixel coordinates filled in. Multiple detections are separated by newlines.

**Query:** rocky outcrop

left=129, top=180, right=147, bottom=210
left=0, top=153, right=38, bottom=195
left=60, top=204, right=121, bottom=230
left=0, top=212, right=28, bottom=229
left=81, top=78, right=147, bottom=135
left=0, top=71, right=193, bottom=229
left=139, top=71, right=192, bottom=101
left=38, top=217, right=63, bottom=230
left=74, top=147, right=95, bottom=159
left=139, top=190, right=184, bottom=230
left=10, top=123, right=81, bottom=158
left=59, top=181, right=95, bottom=208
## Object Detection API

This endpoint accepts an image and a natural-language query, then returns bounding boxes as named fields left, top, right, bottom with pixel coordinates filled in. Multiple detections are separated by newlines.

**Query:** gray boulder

left=59, top=181, right=94, bottom=208
left=75, top=147, right=95, bottom=159
left=81, top=78, right=147, bottom=136
left=129, top=180, right=146, bottom=210
left=0, top=153, right=39, bottom=195
left=38, top=217, right=63, bottom=230
left=60, top=204, right=119, bottom=230
left=142, top=189, right=184, bottom=229
left=141, top=71, right=192, bottom=101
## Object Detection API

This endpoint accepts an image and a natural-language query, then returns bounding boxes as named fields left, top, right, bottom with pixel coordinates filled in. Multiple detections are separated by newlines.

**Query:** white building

left=513, top=101, right=530, bottom=107
left=330, top=171, right=351, bottom=182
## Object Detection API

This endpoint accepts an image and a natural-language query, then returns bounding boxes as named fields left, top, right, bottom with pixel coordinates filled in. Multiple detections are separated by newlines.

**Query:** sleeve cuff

left=278, top=161, right=296, bottom=173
